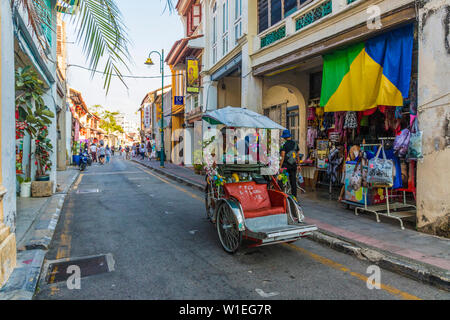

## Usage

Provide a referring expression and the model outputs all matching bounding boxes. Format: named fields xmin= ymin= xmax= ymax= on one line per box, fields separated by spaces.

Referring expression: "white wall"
xmin=416 ymin=0 xmax=450 ymax=237
xmin=1 ymin=0 xmax=17 ymax=231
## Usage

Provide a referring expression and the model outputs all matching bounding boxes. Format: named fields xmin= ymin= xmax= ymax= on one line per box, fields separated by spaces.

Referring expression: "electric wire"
xmin=67 ymin=64 xmax=185 ymax=79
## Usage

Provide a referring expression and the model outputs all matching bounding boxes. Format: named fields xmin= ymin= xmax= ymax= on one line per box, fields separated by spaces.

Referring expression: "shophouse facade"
xmin=166 ymin=0 xmax=205 ymax=166
xmin=2 ymin=0 xmax=64 ymax=287
xmin=0 ymin=0 xmax=17 ymax=288
xmin=138 ymin=86 xmax=172 ymax=159
xmin=194 ymin=0 xmax=449 ymax=236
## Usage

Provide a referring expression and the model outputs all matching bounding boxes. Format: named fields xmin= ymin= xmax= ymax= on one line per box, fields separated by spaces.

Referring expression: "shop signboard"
xmin=186 ymin=58 xmax=200 ymax=94
xmin=174 ymin=96 xmax=184 ymax=105
xmin=144 ymin=103 xmax=151 ymax=128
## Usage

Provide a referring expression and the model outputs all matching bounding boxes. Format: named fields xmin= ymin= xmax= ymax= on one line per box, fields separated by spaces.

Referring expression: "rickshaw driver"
xmin=280 ymin=129 xmax=300 ymax=199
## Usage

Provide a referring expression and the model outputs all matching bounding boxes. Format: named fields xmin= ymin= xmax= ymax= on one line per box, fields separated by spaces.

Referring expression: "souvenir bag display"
xmin=393 ymin=128 xmax=411 ymax=157
xmin=407 ymin=119 xmax=423 ymax=159
xmin=349 ymin=156 xmax=367 ymax=191
xmin=367 ymin=146 xmax=394 ymax=187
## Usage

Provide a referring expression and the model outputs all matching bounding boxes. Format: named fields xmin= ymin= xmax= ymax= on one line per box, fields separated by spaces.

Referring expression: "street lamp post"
xmin=145 ymin=49 xmax=165 ymax=167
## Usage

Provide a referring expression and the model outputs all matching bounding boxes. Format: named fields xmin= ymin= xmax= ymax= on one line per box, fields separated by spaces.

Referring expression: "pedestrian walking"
xmin=149 ymin=139 xmax=156 ymax=160
xmin=132 ymin=144 xmax=136 ymax=158
xmin=146 ymin=140 xmax=152 ymax=161
xmin=106 ymin=145 xmax=111 ymax=163
xmin=140 ymin=143 xmax=146 ymax=160
xmin=136 ymin=143 xmax=140 ymax=158
xmin=280 ymin=129 xmax=300 ymax=199
xmin=125 ymin=145 xmax=130 ymax=160
xmin=90 ymin=143 xmax=97 ymax=162
xmin=98 ymin=144 xmax=106 ymax=164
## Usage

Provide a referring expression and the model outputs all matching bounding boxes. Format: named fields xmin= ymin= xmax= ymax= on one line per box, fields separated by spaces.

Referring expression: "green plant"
xmin=35 ymin=127 xmax=53 ymax=177
xmin=15 ymin=66 xmax=55 ymax=179
xmin=15 ymin=67 xmax=54 ymax=139
xmin=99 ymin=109 xmax=124 ymax=134
xmin=17 ymin=176 xmax=31 ymax=184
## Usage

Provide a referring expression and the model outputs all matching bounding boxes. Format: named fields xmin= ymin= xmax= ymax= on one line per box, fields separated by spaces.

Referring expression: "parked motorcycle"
xmin=80 ymin=151 xmax=89 ymax=171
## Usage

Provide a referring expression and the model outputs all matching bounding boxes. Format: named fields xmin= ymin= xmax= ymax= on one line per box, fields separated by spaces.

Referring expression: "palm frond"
xmin=70 ymin=0 xmax=131 ymax=92
xmin=161 ymin=0 xmax=175 ymax=13
xmin=11 ymin=0 xmax=52 ymax=54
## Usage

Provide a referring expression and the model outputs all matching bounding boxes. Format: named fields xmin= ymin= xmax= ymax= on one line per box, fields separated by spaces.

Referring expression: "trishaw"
xmin=202 ymin=107 xmax=317 ymax=253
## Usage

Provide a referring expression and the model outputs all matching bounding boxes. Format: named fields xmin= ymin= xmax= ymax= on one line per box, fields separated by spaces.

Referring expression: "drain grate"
xmin=46 ymin=254 xmax=114 ymax=284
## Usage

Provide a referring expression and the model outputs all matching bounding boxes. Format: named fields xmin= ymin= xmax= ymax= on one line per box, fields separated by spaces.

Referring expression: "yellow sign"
xmin=186 ymin=58 xmax=200 ymax=94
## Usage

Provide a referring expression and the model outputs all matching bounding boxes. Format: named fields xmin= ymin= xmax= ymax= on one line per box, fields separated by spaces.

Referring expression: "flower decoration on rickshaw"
xmin=277 ymin=168 xmax=289 ymax=185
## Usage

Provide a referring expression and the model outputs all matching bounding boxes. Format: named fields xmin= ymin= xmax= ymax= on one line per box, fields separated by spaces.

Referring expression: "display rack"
xmin=353 ymin=137 xmax=416 ymax=230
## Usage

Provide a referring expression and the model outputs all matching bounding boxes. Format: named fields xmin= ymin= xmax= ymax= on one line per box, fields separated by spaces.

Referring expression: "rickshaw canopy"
xmin=203 ymin=106 xmax=286 ymax=130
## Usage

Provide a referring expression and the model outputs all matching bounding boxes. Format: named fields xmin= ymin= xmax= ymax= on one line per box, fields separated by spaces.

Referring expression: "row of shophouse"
xmin=0 ymin=1 xmax=137 ymax=288
xmin=140 ymin=0 xmax=449 ymax=238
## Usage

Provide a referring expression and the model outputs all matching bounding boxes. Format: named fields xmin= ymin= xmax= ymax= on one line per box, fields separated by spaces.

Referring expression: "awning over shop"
xmin=211 ymin=53 xmax=242 ymax=81
xmin=203 ymin=106 xmax=286 ymax=130
xmin=320 ymin=24 xmax=414 ymax=112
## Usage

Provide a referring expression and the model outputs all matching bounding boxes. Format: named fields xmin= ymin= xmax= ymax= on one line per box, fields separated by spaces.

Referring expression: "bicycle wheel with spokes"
xmin=216 ymin=203 xmax=242 ymax=253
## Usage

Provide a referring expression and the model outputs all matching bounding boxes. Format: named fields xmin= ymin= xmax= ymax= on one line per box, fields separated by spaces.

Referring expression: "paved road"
xmin=35 ymin=157 xmax=449 ymax=300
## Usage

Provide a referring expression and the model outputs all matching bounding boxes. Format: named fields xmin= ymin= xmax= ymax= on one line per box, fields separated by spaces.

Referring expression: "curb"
xmin=309 ymin=230 xmax=450 ymax=292
xmin=0 ymin=170 xmax=80 ymax=300
xmin=133 ymin=160 xmax=450 ymax=292
xmin=132 ymin=160 xmax=205 ymax=192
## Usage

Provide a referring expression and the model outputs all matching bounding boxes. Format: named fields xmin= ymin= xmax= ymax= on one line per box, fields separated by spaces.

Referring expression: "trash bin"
xmin=73 ymin=155 xmax=80 ymax=165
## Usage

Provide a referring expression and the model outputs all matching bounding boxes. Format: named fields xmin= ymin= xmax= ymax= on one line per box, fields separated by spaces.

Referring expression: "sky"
xmin=64 ymin=0 xmax=183 ymax=124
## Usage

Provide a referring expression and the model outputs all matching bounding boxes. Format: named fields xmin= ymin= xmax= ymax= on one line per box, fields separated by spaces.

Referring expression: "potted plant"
xmin=15 ymin=66 xmax=54 ymax=182
xmin=34 ymin=125 xmax=53 ymax=181
xmin=17 ymin=176 xmax=32 ymax=198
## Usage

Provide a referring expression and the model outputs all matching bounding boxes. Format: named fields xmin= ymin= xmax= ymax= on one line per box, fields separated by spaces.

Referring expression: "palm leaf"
xmin=69 ymin=0 xmax=131 ymax=91
xmin=11 ymin=0 xmax=52 ymax=54
xmin=13 ymin=0 xmax=175 ymax=92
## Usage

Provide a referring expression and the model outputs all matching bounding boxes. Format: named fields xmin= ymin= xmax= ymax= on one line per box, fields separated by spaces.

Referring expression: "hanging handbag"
xmin=349 ymin=156 xmax=367 ymax=191
xmin=407 ymin=119 xmax=423 ymax=159
xmin=393 ymin=128 xmax=411 ymax=158
xmin=367 ymin=146 xmax=394 ymax=187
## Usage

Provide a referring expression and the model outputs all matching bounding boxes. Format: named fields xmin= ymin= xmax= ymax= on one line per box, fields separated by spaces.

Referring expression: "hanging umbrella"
xmin=203 ymin=106 xmax=286 ymax=130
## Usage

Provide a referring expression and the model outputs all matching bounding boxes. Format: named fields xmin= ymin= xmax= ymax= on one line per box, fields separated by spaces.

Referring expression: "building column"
xmin=416 ymin=0 xmax=450 ymax=237
xmin=0 ymin=1 xmax=17 ymax=288
xmin=241 ymin=43 xmax=263 ymax=113
xmin=57 ymin=103 xmax=68 ymax=171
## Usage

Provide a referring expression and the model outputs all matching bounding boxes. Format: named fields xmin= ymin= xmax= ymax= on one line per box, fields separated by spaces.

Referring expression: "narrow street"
xmin=34 ymin=157 xmax=449 ymax=300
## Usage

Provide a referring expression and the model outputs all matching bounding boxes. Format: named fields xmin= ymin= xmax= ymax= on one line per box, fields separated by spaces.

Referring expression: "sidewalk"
xmin=132 ymin=158 xmax=450 ymax=291
xmin=0 ymin=167 xmax=80 ymax=300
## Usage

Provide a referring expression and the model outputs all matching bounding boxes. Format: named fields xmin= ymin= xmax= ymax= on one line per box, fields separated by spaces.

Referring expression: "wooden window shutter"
xmin=193 ymin=4 xmax=201 ymax=28
xmin=187 ymin=9 xmax=193 ymax=36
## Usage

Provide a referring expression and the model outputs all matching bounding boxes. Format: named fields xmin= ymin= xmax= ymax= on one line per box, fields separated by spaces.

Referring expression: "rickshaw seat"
xmin=224 ymin=182 xmax=287 ymax=219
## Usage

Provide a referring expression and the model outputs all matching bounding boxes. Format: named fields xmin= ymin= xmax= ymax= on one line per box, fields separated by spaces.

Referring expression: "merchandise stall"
xmin=300 ymin=23 xmax=420 ymax=229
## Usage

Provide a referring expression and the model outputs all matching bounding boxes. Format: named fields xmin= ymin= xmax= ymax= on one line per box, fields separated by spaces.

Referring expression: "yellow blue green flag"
xmin=320 ymin=24 xmax=414 ymax=112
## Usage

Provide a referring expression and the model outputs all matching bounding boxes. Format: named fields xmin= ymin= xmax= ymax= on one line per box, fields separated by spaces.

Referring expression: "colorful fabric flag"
xmin=320 ymin=24 xmax=414 ymax=112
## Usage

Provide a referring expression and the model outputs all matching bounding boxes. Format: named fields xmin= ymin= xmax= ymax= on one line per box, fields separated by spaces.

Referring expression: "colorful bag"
xmin=349 ymin=158 xmax=367 ymax=191
xmin=393 ymin=128 xmax=411 ymax=158
xmin=407 ymin=119 xmax=423 ymax=159
xmin=367 ymin=146 xmax=394 ymax=187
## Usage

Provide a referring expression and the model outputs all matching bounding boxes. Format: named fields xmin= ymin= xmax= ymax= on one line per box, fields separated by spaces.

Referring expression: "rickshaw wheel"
xmin=216 ymin=203 xmax=242 ymax=254
xmin=205 ymin=184 xmax=215 ymax=222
